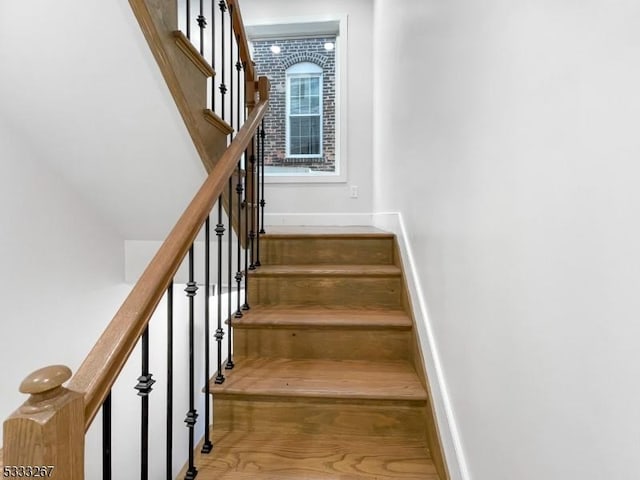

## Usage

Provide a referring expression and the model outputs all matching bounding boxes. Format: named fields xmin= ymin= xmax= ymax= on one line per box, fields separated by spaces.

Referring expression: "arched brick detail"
xmin=282 ymin=52 xmax=327 ymax=69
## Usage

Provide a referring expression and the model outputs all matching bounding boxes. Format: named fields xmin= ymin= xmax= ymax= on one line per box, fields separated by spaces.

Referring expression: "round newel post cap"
xmin=20 ymin=365 xmax=72 ymax=395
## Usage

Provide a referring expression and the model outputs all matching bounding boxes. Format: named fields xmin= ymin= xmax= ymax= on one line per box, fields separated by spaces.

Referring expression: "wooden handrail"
xmin=68 ymin=93 xmax=270 ymax=429
xmin=227 ymin=0 xmax=256 ymax=82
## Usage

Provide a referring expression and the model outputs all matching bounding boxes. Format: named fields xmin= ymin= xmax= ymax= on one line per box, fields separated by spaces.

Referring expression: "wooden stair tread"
xmin=172 ymin=30 xmax=215 ymax=77
xmin=194 ymin=430 xmax=437 ymax=480
xmin=235 ymin=306 xmax=412 ymax=330
xmin=204 ymin=109 xmax=234 ymax=135
xmin=212 ymin=358 xmax=427 ymax=402
xmin=252 ymin=264 xmax=401 ymax=277
xmin=262 ymin=225 xmax=394 ymax=238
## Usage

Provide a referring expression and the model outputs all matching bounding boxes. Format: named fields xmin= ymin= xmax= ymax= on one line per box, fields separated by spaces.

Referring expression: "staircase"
xmin=192 ymin=226 xmax=442 ymax=479
xmin=1 ymin=2 xmax=448 ymax=477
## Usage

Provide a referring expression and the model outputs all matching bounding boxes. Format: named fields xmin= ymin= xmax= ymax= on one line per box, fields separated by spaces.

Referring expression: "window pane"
xmin=290 ymin=115 xmax=321 ymax=155
xmin=299 ymin=78 xmax=308 ymax=97
xmin=290 ymin=79 xmax=300 ymax=96
xmin=310 ymin=94 xmax=320 ymax=114
xmin=290 ymin=96 xmax=301 ymax=114
xmin=289 ymin=76 xmax=321 ymax=115
xmin=310 ymin=78 xmax=319 ymax=95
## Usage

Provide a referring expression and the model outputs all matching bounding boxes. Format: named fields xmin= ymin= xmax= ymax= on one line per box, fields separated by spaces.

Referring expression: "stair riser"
xmin=234 ymin=328 xmax=412 ymax=361
xmin=249 ymin=276 xmax=403 ymax=307
xmin=262 ymin=237 xmax=394 ymax=265
xmin=213 ymin=397 xmax=428 ymax=440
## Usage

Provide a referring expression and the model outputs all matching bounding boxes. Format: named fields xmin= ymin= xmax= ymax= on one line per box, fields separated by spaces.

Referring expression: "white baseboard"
xmin=264 ymin=212 xmax=373 ymax=226
xmin=373 ymin=212 xmax=470 ymax=480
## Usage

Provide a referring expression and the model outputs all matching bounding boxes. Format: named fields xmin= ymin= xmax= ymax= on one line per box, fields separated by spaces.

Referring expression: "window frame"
xmin=246 ymin=16 xmax=348 ymax=183
xmin=285 ymin=63 xmax=324 ymax=159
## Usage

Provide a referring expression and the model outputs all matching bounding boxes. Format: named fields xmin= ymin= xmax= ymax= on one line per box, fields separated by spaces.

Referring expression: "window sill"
xmin=284 ymin=156 xmax=324 ymax=161
xmin=264 ymin=167 xmax=347 ymax=184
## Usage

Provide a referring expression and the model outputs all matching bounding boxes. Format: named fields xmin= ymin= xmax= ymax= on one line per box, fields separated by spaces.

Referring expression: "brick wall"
xmin=253 ymin=37 xmax=336 ymax=172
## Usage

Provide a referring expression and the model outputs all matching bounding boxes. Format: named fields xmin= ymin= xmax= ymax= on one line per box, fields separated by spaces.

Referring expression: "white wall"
xmin=0 ymin=0 xmax=206 ymax=241
xmin=373 ymin=1 xmax=640 ymax=479
xmin=241 ymin=0 xmax=374 ymax=225
xmin=124 ymin=207 xmax=239 ymax=285
xmin=0 ymin=120 xmax=130 ymax=440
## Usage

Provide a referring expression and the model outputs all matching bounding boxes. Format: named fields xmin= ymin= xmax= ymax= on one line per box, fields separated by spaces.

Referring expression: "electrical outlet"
xmin=350 ymin=185 xmax=359 ymax=198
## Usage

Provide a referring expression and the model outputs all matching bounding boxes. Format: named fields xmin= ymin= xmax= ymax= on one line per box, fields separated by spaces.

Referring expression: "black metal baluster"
xmin=202 ymin=217 xmax=213 ymax=454
xmin=235 ymin=159 xmax=243 ymax=318
xmin=228 ymin=3 xmax=234 ymax=139
xmin=197 ymin=0 xmax=206 ymax=55
xmin=236 ymin=58 xmax=242 ymax=131
xmin=166 ymin=281 xmax=174 ymax=480
xmin=218 ymin=0 xmax=227 ymax=120
xmin=252 ymin=124 xmax=258 ymax=260
xmin=242 ymin=146 xmax=250 ymax=311
xmin=185 ymin=0 xmax=191 ymax=40
xmin=260 ymin=119 xmax=266 ymax=235
xmin=241 ymin=70 xmax=250 ymax=311
xmin=240 ymin=67 xmax=244 ymax=131
xmin=215 ymin=199 xmax=226 ymax=384
xmin=211 ymin=0 xmax=216 ymax=111
xmin=255 ymin=124 xmax=262 ymax=268
xmin=233 ymin=52 xmax=244 ymax=317
xmin=135 ymin=326 xmax=155 ymax=480
xmin=184 ymin=246 xmax=198 ymax=480
xmin=249 ymin=150 xmax=260 ymax=270
xmin=226 ymin=177 xmax=234 ymax=370
xmin=103 ymin=392 xmax=112 ymax=480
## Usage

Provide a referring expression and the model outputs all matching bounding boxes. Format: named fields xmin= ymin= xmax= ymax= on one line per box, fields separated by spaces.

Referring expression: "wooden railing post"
xmin=3 ymin=365 xmax=84 ymax=479
xmin=245 ymin=77 xmax=257 ymax=112
xmin=257 ymin=76 xmax=270 ymax=103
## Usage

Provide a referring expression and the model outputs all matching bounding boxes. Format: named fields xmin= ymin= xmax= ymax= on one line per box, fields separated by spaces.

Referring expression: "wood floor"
xmin=192 ymin=226 xmax=444 ymax=479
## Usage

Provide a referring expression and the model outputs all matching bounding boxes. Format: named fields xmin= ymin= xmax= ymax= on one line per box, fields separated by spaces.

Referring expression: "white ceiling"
xmin=0 ymin=0 xmax=207 ymax=240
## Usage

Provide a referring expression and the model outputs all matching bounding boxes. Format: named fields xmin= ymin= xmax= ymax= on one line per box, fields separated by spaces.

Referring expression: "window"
xmin=248 ymin=20 xmax=346 ymax=181
xmin=286 ymin=62 xmax=323 ymax=158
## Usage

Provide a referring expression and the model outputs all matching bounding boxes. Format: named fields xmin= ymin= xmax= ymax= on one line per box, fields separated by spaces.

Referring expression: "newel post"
xmin=257 ymin=75 xmax=270 ymax=102
xmin=3 ymin=365 xmax=84 ymax=479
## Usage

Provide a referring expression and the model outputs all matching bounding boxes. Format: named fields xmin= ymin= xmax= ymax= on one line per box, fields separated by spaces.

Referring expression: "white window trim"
xmin=246 ymin=15 xmax=348 ymax=184
xmin=286 ymin=65 xmax=323 ymax=159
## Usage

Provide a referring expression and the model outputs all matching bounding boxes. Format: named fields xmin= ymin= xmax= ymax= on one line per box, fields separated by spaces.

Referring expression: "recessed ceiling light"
xmin=270 ymin=45 xmax=281 ymax=54
xmin=324 ymin=42 xmax=334 ymax=51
